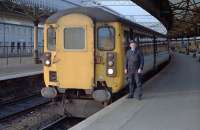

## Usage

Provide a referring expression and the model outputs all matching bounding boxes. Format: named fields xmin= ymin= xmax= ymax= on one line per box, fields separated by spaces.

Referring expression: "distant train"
xmin=41 ymin=7 xmax=170 ymax=103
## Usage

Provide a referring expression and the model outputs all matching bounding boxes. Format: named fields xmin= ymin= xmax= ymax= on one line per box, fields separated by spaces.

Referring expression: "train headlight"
xmin=106 ymin=52 xmax=116 ymax=77
xmin=108 ymin=61 xmax=114 ymax=66
xmin=45 ymin=60 xmax=51 ymax=66
xmin=43 ymin=52 xmax=51 ymax=67
xmin=108 ymin=53 xmax=114 ymax=59
xmin=107 ymin=68 xmax=114 ymax=75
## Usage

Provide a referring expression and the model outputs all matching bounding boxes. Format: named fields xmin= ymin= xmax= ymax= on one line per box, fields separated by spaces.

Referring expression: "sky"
xmin=96 ymin=0 xmax=167 ymax=34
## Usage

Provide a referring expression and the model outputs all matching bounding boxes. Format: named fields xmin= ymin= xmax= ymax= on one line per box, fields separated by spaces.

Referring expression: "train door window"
xmin=64 ymin=27 xmax=85 ymax=50
xmin=47 ymin=27 xmax=56 ymax=51
xmin=97 ymin=26 xmax=115 ymax=51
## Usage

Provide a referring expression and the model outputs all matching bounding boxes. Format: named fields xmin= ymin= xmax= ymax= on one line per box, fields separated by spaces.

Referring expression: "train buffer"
xmin=70 ymin=53 xmax=200 ymax=130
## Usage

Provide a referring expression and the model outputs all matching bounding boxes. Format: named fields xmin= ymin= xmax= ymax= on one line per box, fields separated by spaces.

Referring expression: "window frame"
xmin=47 ymin=27 xmax=56 ymax=51
xmin=97 ymin=26 xmax=115 ymax=51
xmin=63 ymin=26 xmax=87 ymax=51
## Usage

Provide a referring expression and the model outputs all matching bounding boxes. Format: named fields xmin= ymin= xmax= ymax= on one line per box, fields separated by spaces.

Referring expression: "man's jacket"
xmin=125 ymin=48 xmax=144 ymax=75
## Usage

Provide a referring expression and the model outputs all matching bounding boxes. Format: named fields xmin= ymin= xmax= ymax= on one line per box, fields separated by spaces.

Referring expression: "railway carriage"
xmin=41 ymin=7 xmax=169 ymax=102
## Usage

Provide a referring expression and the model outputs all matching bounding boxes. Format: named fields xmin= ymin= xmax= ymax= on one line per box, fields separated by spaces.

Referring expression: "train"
xmin=41 ymin=7 xmax=170 ymax=103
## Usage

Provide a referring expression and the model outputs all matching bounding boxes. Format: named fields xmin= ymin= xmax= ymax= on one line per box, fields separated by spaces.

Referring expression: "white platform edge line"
xmin=0 ymin=71 xmax=43 ymax=81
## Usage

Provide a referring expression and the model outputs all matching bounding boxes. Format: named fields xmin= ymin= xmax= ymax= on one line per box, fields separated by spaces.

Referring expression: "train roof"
xmin=46 ymin=7 xmax=165 ymax=37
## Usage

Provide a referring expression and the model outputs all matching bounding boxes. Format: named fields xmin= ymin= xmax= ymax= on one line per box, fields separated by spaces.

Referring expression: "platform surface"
xmin=0 ymin=63 xmax=42 ymax=81
xmin=70 ymin=53 xmax=200 ymax=130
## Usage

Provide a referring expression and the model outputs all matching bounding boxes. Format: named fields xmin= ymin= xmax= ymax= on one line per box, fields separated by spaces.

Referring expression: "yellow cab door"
xmin=56 ymin=14 xmax=94 ymax=89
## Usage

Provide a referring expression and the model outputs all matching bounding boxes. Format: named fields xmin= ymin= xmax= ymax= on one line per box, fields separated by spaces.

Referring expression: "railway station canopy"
xmin=132 ymin=0 xmax=200 ymax=38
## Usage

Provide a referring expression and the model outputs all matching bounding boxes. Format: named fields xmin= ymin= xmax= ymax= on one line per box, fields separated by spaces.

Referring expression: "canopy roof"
xmin=131 ymin=0 xmax=173 ymax=30
xmin=46 ymin=7 xmax=165 ymax=37
xmin=132 ymin=0 xmax=200 ymax=38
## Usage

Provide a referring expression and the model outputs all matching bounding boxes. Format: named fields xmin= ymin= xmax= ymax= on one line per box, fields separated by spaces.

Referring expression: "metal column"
xmin=187 ymin=37 xmax=189 ymax=55
xmin=3 ymin=23 xmax=6 ymax=57
xmin=167 ymin=38 xmax=170 ymax=51
xmin=33 ymin=20 xmax=39 ymax=64
xmin=195 ymin=26 xmax=198 ymax=50
xmin=153 ymin=36 xmax=157 ymax=70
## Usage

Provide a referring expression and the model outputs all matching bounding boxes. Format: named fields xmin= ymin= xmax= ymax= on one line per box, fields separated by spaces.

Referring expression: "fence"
xmin=0 ymin=46 xmax=44 ymax=66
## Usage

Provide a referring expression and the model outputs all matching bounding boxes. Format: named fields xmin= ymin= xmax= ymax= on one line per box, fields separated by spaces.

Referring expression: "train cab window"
xmin=47 ymin=28 xmax=56 ymax=51
xmin=97 ymin=27 xmax=115 ymax=51
xmin=64 ymin=27 xmax=85 ymax=50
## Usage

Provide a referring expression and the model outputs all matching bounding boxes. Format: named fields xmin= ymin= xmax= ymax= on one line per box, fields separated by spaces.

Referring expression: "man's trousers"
xmin=128 ymin=73 xmax=143 ymax=98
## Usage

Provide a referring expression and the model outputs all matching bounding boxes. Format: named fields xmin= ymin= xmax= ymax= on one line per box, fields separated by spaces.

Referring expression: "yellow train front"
xmin=41 ymin=7 xmax=169 ymax=102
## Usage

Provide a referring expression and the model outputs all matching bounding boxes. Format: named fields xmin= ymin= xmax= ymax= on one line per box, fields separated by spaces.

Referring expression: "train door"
xmin=124 ymin=31 xmax=130 ymax=52
xmin=57 ymin=14 xmax=94 ymax=89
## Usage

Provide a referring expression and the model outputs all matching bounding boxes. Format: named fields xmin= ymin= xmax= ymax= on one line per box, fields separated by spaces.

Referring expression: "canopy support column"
xmin=33 ymin=20 xmax=40 ymax=64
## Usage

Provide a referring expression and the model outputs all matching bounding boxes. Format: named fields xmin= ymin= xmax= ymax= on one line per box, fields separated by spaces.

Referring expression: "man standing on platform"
xmin=125 ymin=40 xmax=144 ymax=100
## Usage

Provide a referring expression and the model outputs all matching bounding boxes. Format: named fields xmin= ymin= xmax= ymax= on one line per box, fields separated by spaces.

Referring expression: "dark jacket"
xmin=125 ymin=48 xmax=144 ymax=75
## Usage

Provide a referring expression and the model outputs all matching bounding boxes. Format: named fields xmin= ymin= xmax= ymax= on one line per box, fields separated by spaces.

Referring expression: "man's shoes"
xmin=127 ymin=95 xmax=134 ymax=99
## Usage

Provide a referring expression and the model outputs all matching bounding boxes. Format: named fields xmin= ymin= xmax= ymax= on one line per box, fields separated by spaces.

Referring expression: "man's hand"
xmin=138 ymin=68 xmax=142 ymax=74
xmin=124 ymin=69 xmax=128 ymax=74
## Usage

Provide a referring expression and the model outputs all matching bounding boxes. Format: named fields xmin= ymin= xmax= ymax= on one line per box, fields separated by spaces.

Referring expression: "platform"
xmin=0 ymin=64 xmax=43 ymax=81
xmin=70 ymin=53 xmax=200 ymax=130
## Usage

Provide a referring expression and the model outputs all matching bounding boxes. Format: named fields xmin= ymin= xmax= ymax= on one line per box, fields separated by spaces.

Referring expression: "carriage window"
xmin=64 ymin=28 xmax=85 ymax=50
xmin=97 ymin=27 xmax=115 ymax=51
xmin=47 ymin=28 xmax=56 ymax=51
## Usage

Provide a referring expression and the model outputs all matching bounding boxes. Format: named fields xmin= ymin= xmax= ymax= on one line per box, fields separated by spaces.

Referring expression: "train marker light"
xmin=45 ymin=60 xmax=51 ymax=65
xmin=107 ymin=68 xmax=114 ymax=75
xmin=43 ymin=52 xmax=51 ymax=66
xmin=108 ymin=61 xmax=114 ymax=66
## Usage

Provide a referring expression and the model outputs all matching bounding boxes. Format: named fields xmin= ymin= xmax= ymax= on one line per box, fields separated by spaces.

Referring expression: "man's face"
xmin=129 ymin=42 xmax=137 ymax=49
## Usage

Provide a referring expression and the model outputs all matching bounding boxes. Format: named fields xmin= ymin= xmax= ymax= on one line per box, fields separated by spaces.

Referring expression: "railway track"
xmin=0 ymin=94 xmax=50 ymax=121
xmin=37 ymin=116 xmax=85 ymax=130
xmin=0 ymin=92 xmax=40 ymax=106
